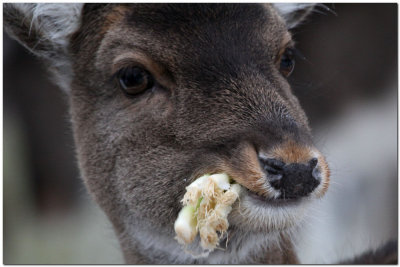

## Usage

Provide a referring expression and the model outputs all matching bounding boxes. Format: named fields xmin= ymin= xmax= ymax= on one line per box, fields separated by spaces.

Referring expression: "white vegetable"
xmin=175 ymin=173 xmax=241 ymax=252
xmin=209 ymin=173 xmax=230 ymax=191
xmin=174 ymin=205 xmax=198 ymax=245
xmin=182 ymin=174 xmax=209 ymax=206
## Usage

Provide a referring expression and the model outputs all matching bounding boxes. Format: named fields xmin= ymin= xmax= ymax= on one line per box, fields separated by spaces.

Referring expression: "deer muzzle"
xmin=218 ymin=140 xmax=330 ymax=202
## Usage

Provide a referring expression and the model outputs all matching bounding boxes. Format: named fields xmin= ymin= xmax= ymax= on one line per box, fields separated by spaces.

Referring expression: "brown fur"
xmin=315 ymin=153 xmax=330 ymax=197
xmin=225 ymin=143 xmax=267 ymax=196
xmin=269 ymin=140 xmax=313 ymax=164
xmin=4 ymin=3 xmax=332 ymax=264
xmin=101 ymin=5 xmax=130 ymax=35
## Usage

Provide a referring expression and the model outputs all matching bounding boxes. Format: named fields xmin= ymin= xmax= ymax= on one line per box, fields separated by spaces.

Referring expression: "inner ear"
xmin=272 ymin=3 xmax=315 ymax=29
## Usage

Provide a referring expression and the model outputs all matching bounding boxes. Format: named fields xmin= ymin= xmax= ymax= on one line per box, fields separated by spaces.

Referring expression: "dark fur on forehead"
xmin=125 ymin=4 xmax=270 ymax=30
xmin=71 ymin=3 xmax=290 ymax=100
xmin=102 ymin=4 xmax=286 ymax=86
xmin=73 ymin=4 xmax=286 ymax=58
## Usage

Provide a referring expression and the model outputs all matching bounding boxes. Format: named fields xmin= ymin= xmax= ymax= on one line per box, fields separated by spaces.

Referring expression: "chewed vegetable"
xmin=174 ymin=173 xmax=241 ymax=252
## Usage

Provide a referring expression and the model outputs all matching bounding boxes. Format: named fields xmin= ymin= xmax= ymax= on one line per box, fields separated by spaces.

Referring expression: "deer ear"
xmin=273 ymin=3 xmax=315 ymax=29
xmin=3 ymin=3 xmax=84 ymax=91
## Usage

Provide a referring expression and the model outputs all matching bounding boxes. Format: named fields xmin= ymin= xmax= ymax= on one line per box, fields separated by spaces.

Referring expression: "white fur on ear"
xmin=273 ymin=3 xmax=315 ymax=29
xmin=26 ymin=3 xmax=83 ymax=47
xmin=5 ymin=3 xmax=84 ymax=92
xmin=17 ymin=3 xmax=84 ymax=49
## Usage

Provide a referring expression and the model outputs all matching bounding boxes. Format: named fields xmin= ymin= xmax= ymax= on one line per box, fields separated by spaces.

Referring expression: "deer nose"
xmin=259 ymin=157 xmax=320 ymax=199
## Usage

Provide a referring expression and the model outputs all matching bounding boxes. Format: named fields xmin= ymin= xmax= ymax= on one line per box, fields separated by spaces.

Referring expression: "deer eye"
xmin=279 ymin=48 xmax=295 ymax=77
xmin=117 ymin=66 xmax=154 ymax=96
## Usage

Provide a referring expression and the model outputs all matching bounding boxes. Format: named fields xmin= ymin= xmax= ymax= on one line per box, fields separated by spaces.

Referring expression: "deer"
xmin=4 ymin=3 xmax=397 ymax=264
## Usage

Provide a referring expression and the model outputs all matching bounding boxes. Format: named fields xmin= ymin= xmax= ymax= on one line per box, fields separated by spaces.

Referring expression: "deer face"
xmin=5 ymin=3 xmax=330 ymax=262
xmin=69 ymin=3 xmax=330 ymax=237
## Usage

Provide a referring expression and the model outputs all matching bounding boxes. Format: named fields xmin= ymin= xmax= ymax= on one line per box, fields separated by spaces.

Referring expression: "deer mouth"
xmin=244 ymin=188 xmax=304 ymax=207
xmin=204 ymin=141 xmax=330 ymax=232
xmin=189 ymin=141 xmax=329 ymax=231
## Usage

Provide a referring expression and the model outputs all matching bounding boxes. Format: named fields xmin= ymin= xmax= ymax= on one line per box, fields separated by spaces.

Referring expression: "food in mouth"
xmin=174 ymin=173 xmax=241 ymax=252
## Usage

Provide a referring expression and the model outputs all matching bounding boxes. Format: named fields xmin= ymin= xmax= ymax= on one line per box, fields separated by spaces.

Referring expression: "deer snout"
xmin=212 ymin=140 xmax=329 ymax=201
xmin=260 ymin=157 xmax=320 ymax=199
xmin=257 ymin=140 xmax=330 ymax=199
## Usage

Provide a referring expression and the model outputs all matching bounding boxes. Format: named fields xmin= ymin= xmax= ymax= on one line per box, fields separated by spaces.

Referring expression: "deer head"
xmin=4 ymin=3 xmax=329 ymax=264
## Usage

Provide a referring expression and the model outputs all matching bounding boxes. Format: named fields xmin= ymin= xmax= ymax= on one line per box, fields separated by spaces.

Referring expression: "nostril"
xmin=260 ymin=158 xmax=284 ymax=175
xmin=308 ymin=158 xmax=318 ymax=169
xmin=259 ymin=158 xmax=285 ymax=184
xmin=264 ymin=158 xmax=285 ymax=169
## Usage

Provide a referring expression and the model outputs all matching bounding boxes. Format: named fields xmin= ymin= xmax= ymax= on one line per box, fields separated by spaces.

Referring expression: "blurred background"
xmin=3 ymin=3 xmax=397 ymax=264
